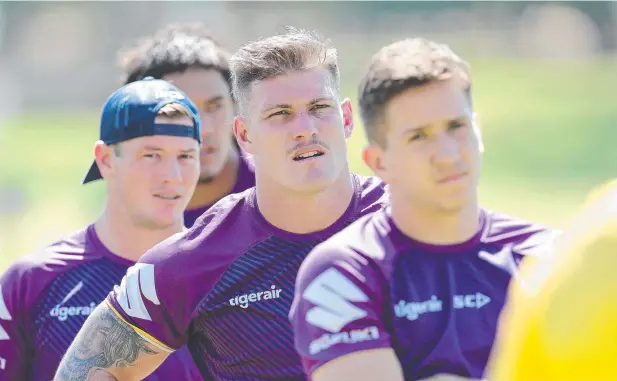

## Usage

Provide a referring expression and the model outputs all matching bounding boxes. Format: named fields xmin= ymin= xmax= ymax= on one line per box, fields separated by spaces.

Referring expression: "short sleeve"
xmin=106 ymin=236 xmax=196 ymax=352
xmin=0 ymin=262 xmax=33 ymax=380
xmin=289 ymin=242 xmax=392 ymax=376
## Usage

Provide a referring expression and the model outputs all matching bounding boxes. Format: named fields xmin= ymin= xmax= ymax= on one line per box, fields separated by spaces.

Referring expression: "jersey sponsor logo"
xmin=302 ymin=268 xmax=369 ymax=333
xmin=48 ymin=281 xmax=98 ymax=321
xmin=394 ymin=295 xmax=443 ymax=321
xmin=309 ymin=325 xmax=380 ymax=355
xmin=0 ymin=356 xmax=5 ymax=370
xmin=0 ymin=285 xmax=12 ymax=341
xmin=229 ymin=285 xmax=282 ymax=309
xmin=394 ymin=293 xmax=491 ymax=321
xmin=116 ymin=263 xmax=161 ymax=321
xmin=50 ymin=302 xmax=97 ymax=321
xmin=453 ymin=292 xmax=491 ymax=309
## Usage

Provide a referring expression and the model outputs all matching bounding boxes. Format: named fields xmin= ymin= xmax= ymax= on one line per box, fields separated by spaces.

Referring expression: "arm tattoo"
xmin=54 ymin=303 xmax=159 ymax=381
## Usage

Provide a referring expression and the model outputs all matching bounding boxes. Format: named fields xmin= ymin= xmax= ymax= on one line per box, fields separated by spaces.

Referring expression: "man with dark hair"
xmin=119 ymin=23 xmax=255 ymax=227
xmin=289 ymin=38 xmax=560 ymax=381
xmin=0 ymin=78 xmax=203 ymax=380
xmin=54 ymin=27 xmax=387 ymax=381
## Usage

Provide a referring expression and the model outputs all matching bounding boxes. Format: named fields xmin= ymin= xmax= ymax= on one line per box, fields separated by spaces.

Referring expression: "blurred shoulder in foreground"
xmin=488 ymin=178 xmax=617 ymax=381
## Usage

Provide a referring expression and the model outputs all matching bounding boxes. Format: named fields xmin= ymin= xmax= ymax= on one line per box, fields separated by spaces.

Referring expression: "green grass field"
xmin=1 ymin=58 xmax=615 ymax=272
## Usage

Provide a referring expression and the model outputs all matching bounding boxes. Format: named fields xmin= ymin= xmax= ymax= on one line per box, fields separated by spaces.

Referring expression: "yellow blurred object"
xmin=487 ymin=179 xmax=617 ymax=381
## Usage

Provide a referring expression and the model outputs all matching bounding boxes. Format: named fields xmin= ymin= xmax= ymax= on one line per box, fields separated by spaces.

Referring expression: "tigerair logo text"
xmin=229 ymin=285 xmax=282 ymax=309
xmin=50 ymin=302 xmax=97 ymax=321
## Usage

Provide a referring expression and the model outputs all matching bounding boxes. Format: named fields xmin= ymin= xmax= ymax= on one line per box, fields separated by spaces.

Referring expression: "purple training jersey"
xmin=183 ymin=154 xmax=255 ymax=228
xmin=289 ymin=207 xmax=560 ymax=379
xmin=106 ymin=174 xmax=388 ymax=380
xmin=0 ymin=225 xmax=202 ymax=381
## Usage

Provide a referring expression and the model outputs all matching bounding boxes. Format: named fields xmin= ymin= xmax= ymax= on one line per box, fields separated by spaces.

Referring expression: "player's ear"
xmin=94 ymin=141 xmax=114 ymax=179
xmin=363 ymin=143 xmax=391 ymax=184
xmin=340 ymin=98 xmax=354 ymax=139
xmin=234 ymin=116 xmax=254 ymax=155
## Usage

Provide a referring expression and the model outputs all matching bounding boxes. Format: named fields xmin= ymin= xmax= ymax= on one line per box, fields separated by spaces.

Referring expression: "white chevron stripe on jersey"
xmin=116 ymin=263 xmax=161 ymax=321
xmin=302 ymin=268 xmax=369 ymax=333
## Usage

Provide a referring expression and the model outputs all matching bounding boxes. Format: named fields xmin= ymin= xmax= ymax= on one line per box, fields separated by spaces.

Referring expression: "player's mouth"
xmin=153 ymin=193 xmax=182 ymax=201
xmin=437 ymin=172 xmax=467 ymax=184
xmin=292 ymin=147 xmax=326 ymax=161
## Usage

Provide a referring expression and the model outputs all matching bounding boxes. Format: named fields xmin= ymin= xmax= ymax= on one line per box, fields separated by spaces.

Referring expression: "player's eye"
xmin=311 ymin=104 xmax=330 ymax=111
xmin=409 ymin=131 xmax=427 ymax=142
xmin=268 ymin=110 xmax=290 ymax=118
xmin=179 ymin=154 xmax=195 ymax=160
xmin=204 ymin=102 xmax=223 ymax=113
xmin=449 ymin=121 xmax=466 ymax=130
xmin=144 ymin=153 xmax=160 ymax=159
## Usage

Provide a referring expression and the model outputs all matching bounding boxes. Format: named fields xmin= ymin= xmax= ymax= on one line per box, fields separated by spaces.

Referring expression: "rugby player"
xmin=120 ymin=23 xmax=255 ymax=227
xmin=487 ymin=179 xmax=617 ymax=380
xmin=0 ymin=78 xmax=203 ymax=380
xmin=53 ymin=27 xmax=388 ymax=381
xmin=55 ymin=29 xmax=385 ymax=381
xmin=289 ymin=37 xmax=560 ymax=381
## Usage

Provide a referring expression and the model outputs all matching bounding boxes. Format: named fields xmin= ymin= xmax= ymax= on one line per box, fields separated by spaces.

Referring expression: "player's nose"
xmin=200 ymin=118 xmax=215 ymax=139
xmin=432 ymin=134 xmax=461 ymax=167
xmin=292 ymin=112 xmax=318 ymax=140
xmin=160 ymin=157 xmax=184 ymax=184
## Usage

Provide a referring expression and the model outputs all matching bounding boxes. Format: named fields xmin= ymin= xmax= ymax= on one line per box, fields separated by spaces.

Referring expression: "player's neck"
xmin=94 ymin=209 xmax=184 ymax=263
xmin=390 ymin=195 xmax=481 ymax=246
xmin=255 ymin=170 xmax=354 ymax=234
xmin=187 ymin=148 xmax=240 ymax=210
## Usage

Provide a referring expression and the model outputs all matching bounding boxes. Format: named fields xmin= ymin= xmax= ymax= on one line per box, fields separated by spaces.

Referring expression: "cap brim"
xmin=81 ymin=160 xmax=103 ymax=184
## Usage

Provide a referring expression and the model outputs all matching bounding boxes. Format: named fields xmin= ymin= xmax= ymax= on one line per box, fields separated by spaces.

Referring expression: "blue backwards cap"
xmin=82 ymin=77 xmax=201 ymax=184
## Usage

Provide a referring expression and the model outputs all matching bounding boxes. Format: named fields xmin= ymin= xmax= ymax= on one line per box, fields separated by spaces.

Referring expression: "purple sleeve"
xmin=106 ymin=239 xmax=196 ymax=352
xmin=0 ymin=262 xmax=33 ymax=380
xmin=289 ymin=243 xmax=392 ymax=376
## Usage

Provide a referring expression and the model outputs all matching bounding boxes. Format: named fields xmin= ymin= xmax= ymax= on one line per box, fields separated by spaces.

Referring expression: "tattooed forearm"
xmin=54 ymin=303 xmax=159 ymax=381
